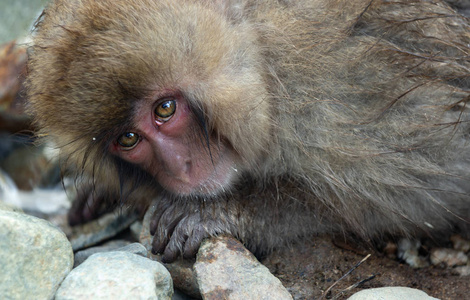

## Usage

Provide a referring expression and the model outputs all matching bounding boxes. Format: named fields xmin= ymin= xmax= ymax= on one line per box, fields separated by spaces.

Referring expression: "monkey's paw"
xmin=68 ymin=185 xmax=115 ymax=226
xmin=150 ymin=200 xmax=234 ymax=263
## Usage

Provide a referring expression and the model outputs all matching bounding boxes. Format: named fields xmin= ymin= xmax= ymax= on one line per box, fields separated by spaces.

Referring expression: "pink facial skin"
xmin=110 ymin=91 xmax=238 ymax=196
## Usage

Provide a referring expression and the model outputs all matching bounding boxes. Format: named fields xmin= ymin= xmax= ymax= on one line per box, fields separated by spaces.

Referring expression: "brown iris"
xmin=117 ymin=132 xmax=139 ymax=149
xmin=155 ymin=99 xmax=176 ymax=122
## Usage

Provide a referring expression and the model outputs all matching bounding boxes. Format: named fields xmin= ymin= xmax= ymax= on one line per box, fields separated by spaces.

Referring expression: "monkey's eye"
xmin=117 ymin=132 xmax=140 ymax=149
xmin=155 ymin=99 xmax=176 ymax=122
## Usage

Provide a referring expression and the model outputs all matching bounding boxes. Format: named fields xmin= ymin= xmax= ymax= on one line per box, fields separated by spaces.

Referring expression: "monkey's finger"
xmin=152 ymin=213 xmax=185 ymax=253
xmin=182 ymin=227 xmax=208 ymax=259
xmin=161 ymin=247 xmax=181 ymax=264
xmin=151 ymin=230 xmax=170 ymax=255
xmin=149 ymin=217 xmax=159 ymax=236
xmin=150 ymin=200 xmax=173 ymax=235
xmin=160 ymin=222 xmax=190 ymax=263
xmin=151 ymin=221 xmax=172 ymax=254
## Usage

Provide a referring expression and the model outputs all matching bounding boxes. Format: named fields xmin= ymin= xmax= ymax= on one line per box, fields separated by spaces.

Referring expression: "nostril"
xmin=173 ymin=160 xmax=191 ymax=183
xmin=184 ymin=161 xmax=191 ymax=174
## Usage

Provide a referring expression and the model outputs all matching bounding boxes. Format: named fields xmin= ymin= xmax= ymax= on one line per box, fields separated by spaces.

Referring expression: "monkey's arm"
xmin=149 ymin=178 xmax=325 ymax=263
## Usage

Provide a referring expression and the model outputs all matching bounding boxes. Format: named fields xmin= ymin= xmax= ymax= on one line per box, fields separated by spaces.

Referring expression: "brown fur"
xmin=27 ymin=0 xmax=470 ymax=261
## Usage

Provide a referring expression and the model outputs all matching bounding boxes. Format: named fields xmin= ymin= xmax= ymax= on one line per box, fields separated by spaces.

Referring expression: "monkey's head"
xmin=27 ymin=0 xmax=271 ymax=197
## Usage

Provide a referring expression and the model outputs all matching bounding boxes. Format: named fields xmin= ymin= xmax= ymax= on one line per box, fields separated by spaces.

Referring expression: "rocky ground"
xmin=263 ymin=237 xmax=470 ymax=299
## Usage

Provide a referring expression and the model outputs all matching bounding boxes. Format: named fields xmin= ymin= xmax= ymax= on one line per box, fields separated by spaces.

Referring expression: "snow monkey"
xmin=27 ymin=0 xmax=470 ymax=262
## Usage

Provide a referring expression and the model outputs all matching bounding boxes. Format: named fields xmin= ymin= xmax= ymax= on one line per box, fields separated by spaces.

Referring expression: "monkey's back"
xmin=251 ymin=0 xmax=470 ymax=240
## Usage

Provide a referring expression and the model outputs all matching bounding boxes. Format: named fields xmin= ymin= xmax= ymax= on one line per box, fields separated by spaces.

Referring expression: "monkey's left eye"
xmin=117 ymin=132 xmax=140 ymax=149
xmin=155 ymin=99 xmax=176 ymax=122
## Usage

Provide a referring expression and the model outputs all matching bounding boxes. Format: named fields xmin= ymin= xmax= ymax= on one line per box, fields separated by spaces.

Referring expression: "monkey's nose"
xmin=162 ymin=155 xmax=192 ymax=183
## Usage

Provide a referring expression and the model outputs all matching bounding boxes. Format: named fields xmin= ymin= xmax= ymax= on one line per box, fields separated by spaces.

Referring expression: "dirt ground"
xmin=262 ymin=236 xmax=469 ymax=300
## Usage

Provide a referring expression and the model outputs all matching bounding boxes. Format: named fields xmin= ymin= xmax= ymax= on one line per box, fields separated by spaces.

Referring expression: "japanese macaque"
xmin=27 ymin=0 xmax=470 ymax=262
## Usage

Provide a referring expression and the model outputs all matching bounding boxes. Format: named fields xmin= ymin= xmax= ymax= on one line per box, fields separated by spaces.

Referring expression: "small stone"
xmin=450 ymin=234 xmax=470 ymax=253
xmin=452 ymin=265 xmax=470 ymax=276
xmin=430 ymin=248 xmax=468 ymax=267
xmin=397 ymin=239 xmax=429 ymax=268
xmin=56 ymin=251 xmax=173 ymax=300
xmin=0 ymin=210 xmax=73 ymax=299
xmin=348 ymin=287 xmax=439 ymax=300
xmin=195 ymin=235 xmax=292 ymax=300
xmin=382 ymin=241 xmax=398 ymax=259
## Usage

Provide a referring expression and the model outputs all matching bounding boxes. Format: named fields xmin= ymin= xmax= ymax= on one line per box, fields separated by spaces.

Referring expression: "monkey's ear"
xmin=203 ymin=0 xmax=246 ymax=22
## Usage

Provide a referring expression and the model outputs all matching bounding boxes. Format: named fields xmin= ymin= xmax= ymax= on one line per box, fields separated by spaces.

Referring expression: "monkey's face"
xmin=109 ymin=90 xmax=240 ymax=196
xmin=28 ymin=0 xmax=272 ymax=197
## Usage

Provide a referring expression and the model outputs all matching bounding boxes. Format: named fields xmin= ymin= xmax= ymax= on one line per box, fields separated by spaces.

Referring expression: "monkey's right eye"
xmin=117 ymin=132 xmax=140 ymax=149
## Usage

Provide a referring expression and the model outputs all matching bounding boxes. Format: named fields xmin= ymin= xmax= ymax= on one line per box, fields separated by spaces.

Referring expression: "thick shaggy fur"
xmin=28 ymin=0 xmax=470 ymax=259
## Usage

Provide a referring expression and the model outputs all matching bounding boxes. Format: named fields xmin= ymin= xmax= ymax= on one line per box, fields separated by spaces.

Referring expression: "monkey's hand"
xmin=68 ymin=185 xmax=115 ymax=226
xmin=150 ymin=197 xmax=240 ymax=263
xmin=69 ymin=184 xmax=150 ymax=226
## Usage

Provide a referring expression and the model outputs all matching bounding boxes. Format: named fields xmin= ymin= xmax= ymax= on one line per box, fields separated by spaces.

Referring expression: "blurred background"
xmin=0 ymin=0 xmax=48 ymax=44
xmin=0 ymin=0 xmax=69 ymax=217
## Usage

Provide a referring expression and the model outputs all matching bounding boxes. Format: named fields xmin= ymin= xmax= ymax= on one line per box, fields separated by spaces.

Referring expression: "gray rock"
xmin=73 ymin=240 xmax=132 ymax=267
xmin=74 ymin=241 xmax=147 ymax=267
xmin=0 ymin=210 xmax=73 ymax=299
xmin=195 ymin=236 xmax=292 ymax=300
xmin=69 ymin=210 xmax=138 ymax=251
xmin=56 ymin=251 xmax=173 ymax=300
xmin=348 ymin=287 xmax=439 ymax=300
xmin=118 ymin=242 xmax=148 ymax=257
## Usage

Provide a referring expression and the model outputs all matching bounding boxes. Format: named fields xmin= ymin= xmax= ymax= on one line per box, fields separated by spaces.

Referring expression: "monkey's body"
xmin=28 ymin=0 xmax=470 ymax=261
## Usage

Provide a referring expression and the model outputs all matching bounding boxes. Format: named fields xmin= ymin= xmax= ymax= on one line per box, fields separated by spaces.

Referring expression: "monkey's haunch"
xmin=27 ymin=0 xmax=470 ymax=262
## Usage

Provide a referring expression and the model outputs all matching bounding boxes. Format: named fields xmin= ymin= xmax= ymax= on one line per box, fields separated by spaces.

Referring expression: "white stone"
xmin=56 ymin=251 xmax=173 ymax=300
xmin=348 ymin=287 xmax=439 ymax=300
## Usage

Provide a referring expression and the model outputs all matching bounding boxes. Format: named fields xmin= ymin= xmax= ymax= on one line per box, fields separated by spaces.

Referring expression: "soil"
xmin=262 ymin=236 xmax=469 ymax=300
